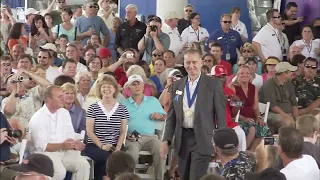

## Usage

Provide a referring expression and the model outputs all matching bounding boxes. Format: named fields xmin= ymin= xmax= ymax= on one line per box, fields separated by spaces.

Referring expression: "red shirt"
xmin=224 ymin=86 xmax=238 ymax=128
xmin=114 ymin=67 xmax=127 ymax=87
xmin=219 ymin=60 xmax=232 ymax=76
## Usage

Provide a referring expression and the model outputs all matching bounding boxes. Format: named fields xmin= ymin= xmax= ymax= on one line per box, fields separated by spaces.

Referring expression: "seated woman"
xmin=229 ymin=65 xmax=270 ymax=151
xmin=7 ymin=22 xmax=28 ymax=51
xmin=61 ymin=83 xmax=86 ymax=133
xmin=86 ymin=56 xmax=102 ymax=81
xmin=233 ymin=42 xmax=262 ymax=74
xmin=123 ymin=65 xmax=158 ymax=98
xmin=75 ymin=72 xmax=93 ymax=106
xmin=84 ymin=75 xmax=129 ymax=180
xmin=261 ymin=57 xmax=280 ymax=83
xmin=150 ymin=58 xmax=166 ymax=93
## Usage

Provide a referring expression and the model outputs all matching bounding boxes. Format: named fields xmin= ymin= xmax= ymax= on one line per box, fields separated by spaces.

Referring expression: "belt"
xmin=182 ymin=128 xmax=194 ymax=131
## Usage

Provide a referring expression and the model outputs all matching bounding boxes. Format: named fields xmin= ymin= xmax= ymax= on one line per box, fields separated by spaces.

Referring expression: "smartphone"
xmin=264 ymin=137 xmax=277 ymax=145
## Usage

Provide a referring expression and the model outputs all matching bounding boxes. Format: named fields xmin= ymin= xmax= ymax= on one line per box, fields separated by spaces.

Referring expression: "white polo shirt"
xmin=291 ymin=39 xmax=320 ymax=59
xmin=29 ymin=104 xmax=75 ymax=152
xmin=231 ymin=20 xmax=248 ymax=39
xmin=162 ymin=23 xmax=183 ymax=56
xmin=280 ymin=155 xmax=319 ymax=180
xmin=181 ymin=25 xmax=209 ymax=46
xmin=46 ymin=66 xmax=62 ymax=84
xmin=253 ymin=23 xmax=283 ymax=61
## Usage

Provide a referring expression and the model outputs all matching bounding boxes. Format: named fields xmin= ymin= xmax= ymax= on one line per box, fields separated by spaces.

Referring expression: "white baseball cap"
xmin=164 ymin=11 xmax=179 ymax=20
xmin=25 ymin=8 xmax=39 ymax=16
xmin=40 ymin=43 xmax=57 ymax=53
xmin=275 ymin=62 xmax=298 ymax=73
xmin=126 ymin=74 xmax=144 ymax=85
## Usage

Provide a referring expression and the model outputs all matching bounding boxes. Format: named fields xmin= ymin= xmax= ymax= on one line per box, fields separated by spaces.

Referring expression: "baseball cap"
xmin=275 ymin=62 xmax=298 ymax=73
xmin=213 ymin=128 xmax=239 ymax=150
xmin=246 ymin=57 xmax=258 ymax=64
xmin=25 ymin=8 xmax=39 ymax=16
xmin=164 ymin=11 xmax=179 ymax=20
xmin=126 ymin=74 xmax=144 ymax=85
xmin=40 ymin=43 xmax=57 ymax=53
xmin=246 ymin=168 xmax=286 ymax=180
xmin=8 ymin=154 xmax=54 ymax=177
xmin=265 ymin=58 xmax=280 ymax=65
xmin=211 ymin=65 xmax=227 ymax=76
xmin=84 ymin=0 xmax=96 ymax=6
xmin=99 ymin=48 xmax=111 ymax=58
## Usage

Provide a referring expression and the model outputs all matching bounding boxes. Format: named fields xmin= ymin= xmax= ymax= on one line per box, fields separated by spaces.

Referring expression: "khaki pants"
xmin=267 ymin=112 xmax=295 ymax=134
xmin=42 ymin=150 xmax=90 ymax=180
xmin=125 ymin=135 xmax=164 ymax=180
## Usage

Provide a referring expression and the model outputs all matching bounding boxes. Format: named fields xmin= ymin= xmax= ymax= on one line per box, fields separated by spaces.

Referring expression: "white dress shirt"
xmin=162 ymin=23 xmax=183 ymax=56
xmin=182 ymin=75 xmax=201 ymax=128
xmin=29 ymin=104 xmax=75 ymax=153
xmin=46 ymin=66 xmax=62 ymax=84
xmin=181 ymin=26 xmax=209 ymax=46
xmin=231 ymin=20 xmax=248 ymax=39
xmin=291 ymin=39 xmax=320 ymax=59
xmin=253 ymin=23 xmax=283 ymax=61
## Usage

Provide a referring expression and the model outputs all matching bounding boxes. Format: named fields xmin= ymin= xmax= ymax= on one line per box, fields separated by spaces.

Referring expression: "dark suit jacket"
xmin=163 ymin=74 xmax=226 ymax=156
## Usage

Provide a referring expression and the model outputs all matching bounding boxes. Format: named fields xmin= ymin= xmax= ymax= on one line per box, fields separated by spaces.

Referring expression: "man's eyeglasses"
xmin=273 ymin=16 xmax=281 ymax=19
xmin=1 ymin=62 xmax=11 ymax=66
xmin=305 ymin=64 xmax=317 ymax=69
xmin=152 ymin=54 xmax=163 ymax=57
xmin=185 ymin=9 xmax=192 ymax=12
xmin=37 ymin=56 xmax=48 ymax=59
xmin=242 ymin=50 xmax=252 ymax=53
xmin=222 ymin=21 xmax=231 ymax=24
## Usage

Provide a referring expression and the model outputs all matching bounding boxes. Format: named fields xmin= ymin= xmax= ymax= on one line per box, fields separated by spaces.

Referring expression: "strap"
xmin=57 ymin=24 xmax=60 ymax=35
xmin=74 ymin=27 xmax=77 ymax=41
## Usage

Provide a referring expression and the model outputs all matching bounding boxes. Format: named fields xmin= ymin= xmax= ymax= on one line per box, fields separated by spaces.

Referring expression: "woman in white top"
xmin=291 ymin=25 xmax=320 ymax=59
xmin=231 ymin=7 xmax=248 ymax=42
xmin=181 ymin=13 xmax=209 ymax=46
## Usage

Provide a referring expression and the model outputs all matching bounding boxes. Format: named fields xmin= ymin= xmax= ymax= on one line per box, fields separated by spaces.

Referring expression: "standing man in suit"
xmin=160 ymin=49 xmax=226 ymax=180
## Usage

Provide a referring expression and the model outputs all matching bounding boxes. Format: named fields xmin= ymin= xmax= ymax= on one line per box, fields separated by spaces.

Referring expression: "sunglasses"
xmin=222 ymin=21 xmax=231 ymax=24
xmin=305 ymin=64 xmax=317 ymax=69
xmin=1 ymin=62 xmax=11 ymax=66
xmin=89 ymin=5 xmax=98 ymax=9
xmin=37 ymin=56 xmax=48 ymax=59
xmin=152 ymin=54 xmax=163 ymax=57
xmin=185 ymin=9 xmax=192 ymax=12
xmin=58 ymin=1 xmax=66 ymax=3
xmin=242 ymin=50 xmax=252 ymax=53
xmin=273 ymin=16 xmax=281 ymax=19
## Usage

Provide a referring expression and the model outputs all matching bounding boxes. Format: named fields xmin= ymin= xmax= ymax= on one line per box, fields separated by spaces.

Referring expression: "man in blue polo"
xmin=121 ymin=74 xmax=166 ymax=180
xmin=206 ymin=14 xmax=243 ymax=66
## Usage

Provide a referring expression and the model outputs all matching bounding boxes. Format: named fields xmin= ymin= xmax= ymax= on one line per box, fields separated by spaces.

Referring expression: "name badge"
xmin=217 ymin=37 xmax=223 ymax=40
xmin=176 ymin=90 xmax=182 ymax=95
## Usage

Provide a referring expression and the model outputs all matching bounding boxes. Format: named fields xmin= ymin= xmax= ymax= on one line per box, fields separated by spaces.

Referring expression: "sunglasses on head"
xmin=242 ymin=50 xmax=252 ymax=53
xmin=152 ymin=53 xmax=162 ymax=57
xmin=222 ymin=21 xmax=231 ymax=24
xmin=185 ymin=9 xmax=192 ymax=12
xmin=305 ymin=64 xmax=317 ymax=69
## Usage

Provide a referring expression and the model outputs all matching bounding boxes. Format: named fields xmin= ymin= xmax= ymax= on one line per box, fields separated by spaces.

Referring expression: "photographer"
xmin=1 ymin=69 xmax=51 ymax=128
xmin=138 ymin=16 xmax=170 ymax=65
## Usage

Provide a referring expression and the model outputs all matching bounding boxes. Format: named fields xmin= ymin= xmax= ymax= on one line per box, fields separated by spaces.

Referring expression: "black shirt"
xmin=0 ymin=112 xmax=11 ymax=162
xmin=177 ymin=18 xmax=190 ymax=35
xmin=282 ymin=14 xmax=301 ymax=45
xmin=115 ymin=19 xmax=146 ymax=51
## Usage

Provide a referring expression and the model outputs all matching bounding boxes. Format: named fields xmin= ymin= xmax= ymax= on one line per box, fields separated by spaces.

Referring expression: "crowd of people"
xmin=0 ymin=0 xmax=319 ymax=180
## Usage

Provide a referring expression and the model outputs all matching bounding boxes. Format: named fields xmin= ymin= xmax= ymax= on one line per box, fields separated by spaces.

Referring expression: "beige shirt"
xmin=182 ymin=75 xmax=201 ymax=128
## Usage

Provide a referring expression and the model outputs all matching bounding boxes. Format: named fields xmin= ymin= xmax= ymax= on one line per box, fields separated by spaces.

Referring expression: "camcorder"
xmin=10 ymin=76 xmax=32 ymax=83
xmin=130 ymin=130 xmax=141 ymax=139
xmin=264 ymin=137 xmax=277 ymax=145
xmin=5 ymin=129 xmax=22 ymax=139
xmin=150 ymin=25 xmax=158 ymax=32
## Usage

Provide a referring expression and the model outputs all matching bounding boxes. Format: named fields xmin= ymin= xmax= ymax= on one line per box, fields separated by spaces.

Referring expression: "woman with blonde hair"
xmin=229 ymin=65 xmax=271 ymax=151
xmin=61 ymin=82 xmax=86 ymax=133
xmin=84 ymin=75 xmax=129 ymax=180
xmin=82 ymin=73 xmax=125 ymax=111
xmin=75 ymin=72 xmax=93 ymax=106
xmin=123 ymin=65 xmax=158 ymax=98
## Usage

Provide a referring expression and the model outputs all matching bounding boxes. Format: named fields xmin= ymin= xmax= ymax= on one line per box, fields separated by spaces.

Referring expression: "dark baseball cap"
xmin=213 ymin=128 xmax=239 ymax=149
xmin=246 ymin=168 xmax=286 ymax=180
xmin=246 ymin=56 xmax=258 ymax=64
xmin=8 ymin=154 xmax=54 ymax=177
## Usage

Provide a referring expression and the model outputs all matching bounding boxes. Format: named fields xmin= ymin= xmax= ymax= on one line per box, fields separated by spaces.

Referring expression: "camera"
xmin=130 ymin=130 xmax=141 ymax=139
xmin=5 ymin=129 xmax=22 ymax=139
xmin=226 ymin=95 xmax=244 ymax=107
xmin=264 ymin=137 xmax=277 ymax=145
xmin=126 ymin=53 xmax=135 ymax=59
xmin=10 ymin=76 xmax=31 ymax=83
xmin=172 ymin=75 xmax=183 ymax=82
xmin=150 ymin=25 xmax=158 ymax=32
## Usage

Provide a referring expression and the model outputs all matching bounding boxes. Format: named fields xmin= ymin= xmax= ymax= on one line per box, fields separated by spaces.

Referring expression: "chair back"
xmin=19 ymin=139 xmax=28 ymax=164
xmin=234 ymin=110 xmax=240 ymax=123
xmin=258 ymin=102 xmax=270 ymax=123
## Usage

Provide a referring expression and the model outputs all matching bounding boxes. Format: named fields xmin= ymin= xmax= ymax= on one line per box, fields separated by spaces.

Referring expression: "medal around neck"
xmin=184 ymin=110 xmax=193 ymax=118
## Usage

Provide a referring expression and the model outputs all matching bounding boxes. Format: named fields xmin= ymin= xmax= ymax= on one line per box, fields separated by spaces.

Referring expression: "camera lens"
xmin=18 ymin=76 xmax=24 ymax=82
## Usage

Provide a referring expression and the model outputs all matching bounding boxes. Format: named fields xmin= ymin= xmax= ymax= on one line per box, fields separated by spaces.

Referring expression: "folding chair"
xmin=258 ymin=102 xmax=270 ymax=123
xmin=18 ymin=139 xmax=28 ymax=164
xmin=234 ymin=110 xmax=240 ymax=123
xmin=135 ymin=120 xmax=166 ymax=180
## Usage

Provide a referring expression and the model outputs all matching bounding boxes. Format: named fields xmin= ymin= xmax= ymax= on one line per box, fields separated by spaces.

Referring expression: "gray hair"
xmin=74 ymin=72 xmax=93 ymax=84
xmin=125 ymin=4 xmax=138 ymax=12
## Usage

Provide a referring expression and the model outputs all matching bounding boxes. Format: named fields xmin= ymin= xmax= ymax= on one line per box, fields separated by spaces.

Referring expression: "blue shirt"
xmin=75 ymin=15 xmax=109 ymax=46
xmin=68 ymin=104 xmax=86 ymax=133
xmin=121 ymin=96 xmax=166 ymax=135
xmin=54 ymin=57 xmax=63 ymax=67
xmin=206 ymin=28 xmax=243 ymax=62
xmin=150 ymin=75 xmax=163 ymax=93
xmin=108 ymin=29 xmax=117 ymax=59
xmin=0 ymin=112 xmax=11 ymax=162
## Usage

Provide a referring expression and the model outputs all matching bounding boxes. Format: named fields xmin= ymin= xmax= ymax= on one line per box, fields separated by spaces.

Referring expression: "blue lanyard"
xmin=185 ymin=79 xmax=200 ymax=108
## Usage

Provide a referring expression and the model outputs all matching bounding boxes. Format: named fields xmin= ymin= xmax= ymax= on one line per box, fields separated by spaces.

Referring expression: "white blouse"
xmin=291 ymin=39 xmax=320 ymax=59
xmin=181 ymin=25 xmax=209 ymax=46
